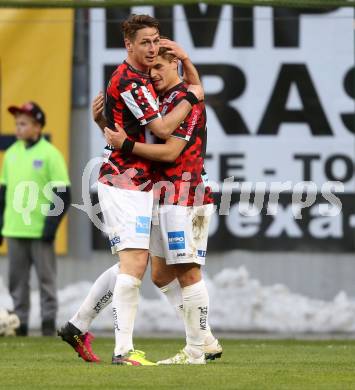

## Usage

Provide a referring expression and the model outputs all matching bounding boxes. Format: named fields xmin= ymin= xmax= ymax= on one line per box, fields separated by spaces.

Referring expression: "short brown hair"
xmin=122 ymin=14 xmax=159 ymax=41
xmin=158 ymin=46 xmax=177 ymax=62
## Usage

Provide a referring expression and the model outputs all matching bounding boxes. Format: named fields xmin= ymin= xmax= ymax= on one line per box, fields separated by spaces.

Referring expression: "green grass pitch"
xmin=1 ymin=337 xmax=355 ymax=389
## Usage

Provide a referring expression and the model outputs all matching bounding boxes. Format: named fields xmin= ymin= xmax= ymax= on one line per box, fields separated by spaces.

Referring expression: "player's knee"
xmin=134 ymin=259 xmax=148 ymax=278
xmin=151 ymin=256 xmax=176 ymax=287
xmin=119 ymin=248 xmax=148 ymax=279
xmin=151 ymin=272 xmax=166 ymax=288
xmin=135 ymin=249 xmax=149 ymax=266
xmin=176 ymin=264 xmax=201 ymax=287
xmin=177 ymin=274 xmax=201 ymax=287
xmin=151 ymin=269 xmax=174 ymax=288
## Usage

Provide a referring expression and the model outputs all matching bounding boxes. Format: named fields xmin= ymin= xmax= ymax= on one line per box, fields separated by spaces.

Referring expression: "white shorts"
xmin=149 ymin=204 xmax=214 ymax=265
xmin=98 ymin=182 xmax=153 ymax=253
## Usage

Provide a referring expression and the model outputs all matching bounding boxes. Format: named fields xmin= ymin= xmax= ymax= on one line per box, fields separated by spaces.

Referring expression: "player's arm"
xmin=181 ymin=58 xmax=201 ymax=86
xmin=133 ymin=137 xmax=186 ymax=162
xmin=104 ymin=101 xmax=200 ymax=162
xmin=146 ymin=83 xmax=203 ymax=140
xmin=105 ymin=124 xmax=186 ymax=162
xmin=121 ymin=78 xmax=203 ymax=140
xmin=160 ymin=38 xmax=201 ymax=86
xmin=92 ymin=91 xmax=107 ymax=132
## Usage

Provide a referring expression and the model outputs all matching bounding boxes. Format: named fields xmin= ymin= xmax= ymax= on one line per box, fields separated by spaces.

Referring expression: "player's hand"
xmin=92 ymin=91 xmax=105 ymax=123
xmin=104 ymin=123 xmax=128 ymax=149
xmin=160 ymin=38 xmax=188 ymax=61
xmin=187 ymin=84 xmax=204 ymax=102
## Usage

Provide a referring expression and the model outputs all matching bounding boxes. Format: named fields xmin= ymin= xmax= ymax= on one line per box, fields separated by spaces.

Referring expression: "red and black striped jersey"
xmin=155 ymin=82 xmax=214 ymax=206
xmin=99 ymin=61 xmax=160 ymax=191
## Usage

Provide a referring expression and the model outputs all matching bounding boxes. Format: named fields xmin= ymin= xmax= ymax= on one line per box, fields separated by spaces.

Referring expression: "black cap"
xmin=8 ymin=101 xmax=46 ymax=127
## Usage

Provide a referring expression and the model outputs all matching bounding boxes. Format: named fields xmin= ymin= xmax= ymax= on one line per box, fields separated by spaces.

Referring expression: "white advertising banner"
xmin=89 ymin=6 xmax=355 ymax=252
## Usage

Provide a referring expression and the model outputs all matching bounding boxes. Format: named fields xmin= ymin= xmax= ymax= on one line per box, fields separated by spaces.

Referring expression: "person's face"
xmin=125 ymin=27 xmax=160 ymax=70
xmin=150 ymin=55 xmax=179 ymax=93
xmin=15 ymin=113 xmax=41 ymax=141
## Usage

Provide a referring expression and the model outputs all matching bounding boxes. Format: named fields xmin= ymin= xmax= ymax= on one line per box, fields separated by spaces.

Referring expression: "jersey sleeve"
xmin=120 ymin=79 xmax=161 ymax=126
xmin=171 ymin=103 xmax=201 ymax=142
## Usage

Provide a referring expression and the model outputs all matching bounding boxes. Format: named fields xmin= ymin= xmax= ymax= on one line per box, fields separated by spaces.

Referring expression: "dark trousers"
xmin=7 ymin=238 xmax=57 ymax=331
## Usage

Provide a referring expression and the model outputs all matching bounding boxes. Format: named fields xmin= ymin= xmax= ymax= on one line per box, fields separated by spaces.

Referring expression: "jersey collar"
xmin=161 ymin=82 xmax=186 ymax=99
xmin=25 ymin=136 xmax=42 ymax=149
xmin=123 ymin=60 xmax=150 ymax=79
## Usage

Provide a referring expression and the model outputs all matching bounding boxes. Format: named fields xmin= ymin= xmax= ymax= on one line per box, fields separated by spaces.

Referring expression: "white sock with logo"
xmin=113 ymin=273 xmax=141 ymax=356
xmin=181 ymin=279 xmax=209 ymax=358
xmin=70 ymin=263 xmax=118 ymax=333
xmin=160 ymin=278 xmax=215 ymax=346
xmin=159 ymin=278 xmax=184 ymax=317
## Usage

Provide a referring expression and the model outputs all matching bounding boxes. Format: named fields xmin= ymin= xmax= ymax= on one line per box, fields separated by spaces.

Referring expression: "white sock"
xmin=113 ymin=273 xmax=141 ymax=356
xmin=70 ymin=264 xmax=119 ymax=333
xmin=181 ymin=279 xmax=209 ymax=358
xmin=160 ymin=278 xmax=215 ymax=346
xmin=159 ymin=278 xmax=184 ymax=318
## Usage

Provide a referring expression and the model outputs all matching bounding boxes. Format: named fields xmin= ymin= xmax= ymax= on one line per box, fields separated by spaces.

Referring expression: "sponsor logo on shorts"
xmin=168 ymin=231 xmax=185 ymax=250
xmin=197 ymin=250 xmax=206 ymax=257
xmin=136 ymin=216 xmax=151 ymax=235
xmin=110 ymin=236 xmax=120 ymax=246
xmin=177 ymin=252 xmax=186 ymax=257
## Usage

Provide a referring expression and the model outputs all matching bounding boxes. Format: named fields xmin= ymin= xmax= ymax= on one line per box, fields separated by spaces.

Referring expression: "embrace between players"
xmin=58 ymin=14 xmax=222 ymax=365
